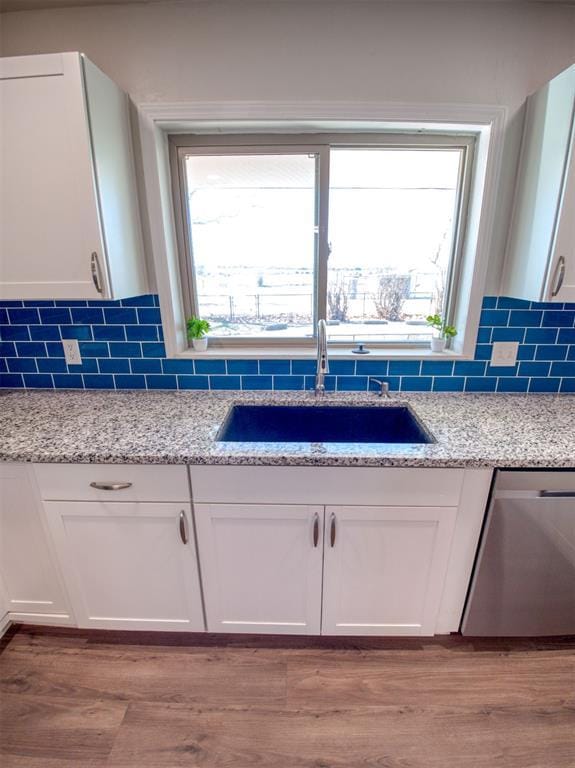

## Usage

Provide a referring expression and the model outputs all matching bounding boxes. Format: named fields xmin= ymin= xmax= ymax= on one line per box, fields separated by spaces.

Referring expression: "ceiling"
xmin=2 ymin=0 xmax=575 ymax=13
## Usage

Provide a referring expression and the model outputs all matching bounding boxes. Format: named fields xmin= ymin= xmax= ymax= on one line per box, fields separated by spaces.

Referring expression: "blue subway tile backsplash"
xmin=1 ymin=294 xmax=575 ymax=393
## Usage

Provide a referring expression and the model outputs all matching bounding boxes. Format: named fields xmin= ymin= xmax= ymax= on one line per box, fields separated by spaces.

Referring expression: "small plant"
xmin=426 ymin=314 xmax=457 ymax=339
xmin=186 ymin=316 xmax=211 ymax=340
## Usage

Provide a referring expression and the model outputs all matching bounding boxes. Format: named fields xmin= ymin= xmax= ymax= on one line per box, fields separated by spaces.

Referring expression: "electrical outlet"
xmin=490 ymin=341 xmax=518 ymax=367
xmin=62 ymin=339 xmax=82 ymax=366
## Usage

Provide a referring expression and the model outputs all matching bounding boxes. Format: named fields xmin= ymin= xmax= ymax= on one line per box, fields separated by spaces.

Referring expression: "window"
xmin=170 ymin=133 xmax=473 ymax=349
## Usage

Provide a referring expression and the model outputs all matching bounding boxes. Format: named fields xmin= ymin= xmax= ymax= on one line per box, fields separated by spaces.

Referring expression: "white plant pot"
xmin=192 ymin=337 xmax=208 ymax=352
xmin=430 ymin=337 xmax=446 ymax=353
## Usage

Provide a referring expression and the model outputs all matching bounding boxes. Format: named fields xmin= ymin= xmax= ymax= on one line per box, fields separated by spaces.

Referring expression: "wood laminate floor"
xmin=0 ymin=626 xmax=574 ymax=768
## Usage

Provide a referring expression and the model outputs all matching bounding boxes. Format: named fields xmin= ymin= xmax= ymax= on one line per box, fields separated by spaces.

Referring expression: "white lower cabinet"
xmin=195 ymin=504 xmax=323 ymax=634
xmin=321 ymin=506 xmax=457 ymax=636
xmin=44 ymin=501 xmax=204 ymax=631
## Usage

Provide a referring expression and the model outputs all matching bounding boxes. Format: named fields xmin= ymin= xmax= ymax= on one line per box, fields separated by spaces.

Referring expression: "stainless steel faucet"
xmin=370 ymin=377 xmax=390 ymax=398
xmin=315 ymin=319 xmax=329 ymax=395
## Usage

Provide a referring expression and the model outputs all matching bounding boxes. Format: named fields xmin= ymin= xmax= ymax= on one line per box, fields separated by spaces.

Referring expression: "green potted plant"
xmin=426 ymin=314 xmax=457 ymax=352
xmin=187 ymin=316 xmax=211 ymax=352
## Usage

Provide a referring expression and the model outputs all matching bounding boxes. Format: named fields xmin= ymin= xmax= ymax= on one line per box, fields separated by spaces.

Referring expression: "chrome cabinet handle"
xmin=91 ymin=251 xmax=103 ymax=294
xmin=550 ymin=256 xmax=565 ymax=297
xmin=312 ymin=512 xmax=320 ymax=548
xmin=90 ymin=481 xmax=132 ymax=491
xmin=330 ymin=513 xmax=336 ymax=548
xmin=179 ymin=511 xmax=188 ymax=544
xmin=539 ymin=490 xmax=575 ymax=498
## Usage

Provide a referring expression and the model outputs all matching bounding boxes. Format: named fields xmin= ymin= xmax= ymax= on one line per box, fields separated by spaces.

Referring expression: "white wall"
xmin=2 ymin=1 xmax=574 ymax=292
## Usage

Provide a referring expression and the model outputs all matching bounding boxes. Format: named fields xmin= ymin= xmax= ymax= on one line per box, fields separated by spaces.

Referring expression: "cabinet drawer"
xmin=190 ymin=466 xmax=464 ymax=507
xmin=33 ymin=464 xmax=190 ymax=503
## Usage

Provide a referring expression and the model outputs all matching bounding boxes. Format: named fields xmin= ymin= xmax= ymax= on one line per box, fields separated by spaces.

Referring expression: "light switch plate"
xmin=62 ymin=339 xmax=82 ymax=366
xmin=490 ymin=341 xmax=518 ymax=367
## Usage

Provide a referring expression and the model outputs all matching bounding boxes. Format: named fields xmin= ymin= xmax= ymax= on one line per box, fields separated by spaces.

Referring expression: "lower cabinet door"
xmin=44 ymin=501 xmax=204 ymax=631
xmin=195 ymin=504 xmax=324 ymax=634
xmin=322 ymin=506 xmax=457 ymax=636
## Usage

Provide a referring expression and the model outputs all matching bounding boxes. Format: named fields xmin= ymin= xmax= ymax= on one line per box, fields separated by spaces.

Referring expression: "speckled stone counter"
xmin=1 ymin=389 xmax=574 ymax=468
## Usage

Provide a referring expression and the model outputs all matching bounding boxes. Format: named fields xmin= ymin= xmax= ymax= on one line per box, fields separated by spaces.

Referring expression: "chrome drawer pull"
xmin=89 ymin=482 xmax=133 ymax=491
xmin=312 ymin=512 xmax=320 ymax=548
xmin=90 ymin=252 xmax=104 ymax=294
xmin=539 ymin=490 xmax=575 ymax=498
xmin=330 ymin=513 xmax=336 ymax=547
xmin=550 ymin=256 xmax=565 ymax=298
xmin=179 ymin=511 xmax=188 ymax=544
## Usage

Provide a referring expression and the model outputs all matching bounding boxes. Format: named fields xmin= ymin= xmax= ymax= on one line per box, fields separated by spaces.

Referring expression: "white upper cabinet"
xmin=0 ymin=52 xmax=147 ymax=300
xmin=503 ymin=63 xmax=575 ymax=302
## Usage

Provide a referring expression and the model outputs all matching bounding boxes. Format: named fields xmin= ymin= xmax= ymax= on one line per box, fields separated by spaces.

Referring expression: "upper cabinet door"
xmin=502 ymin=63 xmax=575 ymax=302
xmin=547 ymin=137 xmax=575 ymax=301
xmin=195 ymin=504 xmax=324 ymax=634
xmin=0 ymin=53 xmax=146 ymax=300
xmin=322 ymin=506 xmax=457 ymax=636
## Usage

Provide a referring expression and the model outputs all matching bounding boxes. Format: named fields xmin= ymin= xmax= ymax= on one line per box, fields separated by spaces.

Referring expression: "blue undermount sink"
xmin=217 ymin=405 xmax=435 ymax=444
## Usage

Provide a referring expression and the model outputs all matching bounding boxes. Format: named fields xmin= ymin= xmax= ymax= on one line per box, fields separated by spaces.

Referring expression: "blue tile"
xmin=533 ymin=301 xmax=563 ymax=310
xmin=486 ymin=364 xmax=520 ymax=377
xmin=39 ymin=307 xmax=72 ymax=325
xmin=98 ymin=358 xmax=131 ymax=374
xmin=355 ymin=360 xmax=389 ymax=376
xmin=465 ymin=377 xmax=497 ymax=392
xmin=153 ymin=295 xmax=160 ymax=306
xmin=46 ymin=342 xmax=65 ymax=358
xmin=0 ymin=308 xmax=7 ymax=324
xmin=525 ymin=327 xmax=558 ymax=344
xmin=131 ymin=359 xmax=162 ymax=374
xmin=328 ymin=361 xmax=356 ymax=375
xmin=71 ymin=307 xmax=104 ymax=325
xmin=454 ymin=361 xmax=486 ymax=377
xmin=497 ymin=297 xmax=531 ymax=309
xmin=146 ymin=374 xmax=177 ymax=390
xmin=162 ymin=359 xmax=196 ymax=375
xmin=305 ymin=375 xmax=336 ymax=391
xmin=53 ymin=374 xmax=84 ymax=389
xmin=550 ymin=361 xmax=575 ymax=378
xmin=491 ymin=327 xmax=525 ymax=343
xmin=37 ymin=358 xmax=67 ymax=374
xmin=482 ymin=297 xmax=497 ymax=309
xmin=529 ymin=378 xmax=561 ymax=393
xmin=29 ymin=325 xmax=60 ymax=341
xmin=291 ymin=360 xmax=316 ymax=375
xmin=569 ymin=346 xmax=575 ymax=361
xmin=388 ymin=361 xmax=421 ymax=376
xmin=401 ymin=376 xmax=433 ymax=391
xmin=142 ymin=342 xmax=166 ymax=358
xmin=226 ymin=359 xmax=259 ymax=375
xmin=137 ymin=308 xmax=162 ymax=325
xmin=519 ymin=361 xmax=551 ymax=378
xmin=240 ymin=375 xmax=274 ymax=390
xmin=15 ymin=341 xmax=46 ymax=357
xmin=336 ymin=376 xmax=368 ymax=392
xmin=54 ymin=300 xmax=86 ymax=307
xmin=194 ymin=359 xmax=226 ymax=374
xmin=109 ymin=342 xmax=142 ymax=358
xmin=68 ymin=359 xmax=98 ymax=374
xmin=121 ymin=295 xmax=156 ymax=307
xmin=23 ymin=374 xmax=53 ymax=388
xmin=178 ymin=375 xmax=210 ymax=390
xmin=517 ymin=345 xmax=536 ymax=361
xmin=61 ymin=325 xmax=92 ymax=341
xmin=125 ymin=325 xmax=158 ymax=342
xmin=560 ymin=379 xmax=575 ymax=393
xmin=558 ymin=328 xmax=575 ymax=344
xmin=497 ymin=378 xmax=529 ymax=393
xmin=86 ymin=299 xmax=121 ymax=308
xmin=509 ymin=310 xmax=542 ymax=327
xmin=22 ymin=300 xmax=54 ymax=307
xmin=259 ymin=360 xmax=290 ymax=375
xmin=210 ymin=375 xmax=241 ymax=390
xmin=7 ymin=307 xmax=39 ymax=324
xmin=104 ymin=307 xmax=138 ymax=325
xmin=474 ymin=344 xmax=492 ymax=360
xmin=83 ymin=374 xmax=115 ymax=389
xmin=565 ymin=303 xmax=575 ymax=310
xmin=1 ymin=325 xmax=30 ymax=341
xmin=421 ymin=361 xmax=454 ymax=376
xmin=0 ymin=360 xmax=7 ymax=373
xmin=433 ymin=377 xmax=465 ymax=392
xmin=542 ymin=310 xmax=575 ymax=327
xmin=92 ymin=325 xmax=126 ymax=341
xmin=480 ymin=309 xmax=509 ymax=326
xmin=79 ymin=341 xmax=110 ymax=358
xmin=274 ymin=375 xmax=306 ymax=391
xmin=115 ymin=374 xmax=147 ymax=389
xmin=476 ymin=327 xmax=491 ymax=344
xmin=0 ymin=300 xmax=23 ymax=307
xmin=7 ymin=358 xmax=37 ymax=373
xmin=0 ymin=342 xmax=17 ymax=357
xmin=0 ymin=373 xmax=23 ymax=388
xmin=534 ymin=345 xmax=568 ymax=361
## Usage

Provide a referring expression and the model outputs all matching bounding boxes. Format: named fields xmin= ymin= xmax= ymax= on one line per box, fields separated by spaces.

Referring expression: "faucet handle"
xmin=369 ymin=378 xmax=390 ymax=397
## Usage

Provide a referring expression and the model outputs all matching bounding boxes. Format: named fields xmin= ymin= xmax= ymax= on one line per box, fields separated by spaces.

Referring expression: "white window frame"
xmin=136 ymin=101 xmax=506 ymax=360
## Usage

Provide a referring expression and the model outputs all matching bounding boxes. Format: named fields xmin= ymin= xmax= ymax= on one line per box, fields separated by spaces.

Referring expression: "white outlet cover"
xmin=62 ymin=338 xmax=82 ymax=366
xmin=490 ymin=341 xmax=519 ymax=367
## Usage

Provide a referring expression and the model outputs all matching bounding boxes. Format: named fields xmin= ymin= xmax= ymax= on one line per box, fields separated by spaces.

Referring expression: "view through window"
xmin=177 ymin=138 xmax=468 ymax=346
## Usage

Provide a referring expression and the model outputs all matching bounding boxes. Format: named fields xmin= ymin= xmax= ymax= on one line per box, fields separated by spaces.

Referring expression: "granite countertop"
xmin=1 ymin=389 xmax=574 ymax=468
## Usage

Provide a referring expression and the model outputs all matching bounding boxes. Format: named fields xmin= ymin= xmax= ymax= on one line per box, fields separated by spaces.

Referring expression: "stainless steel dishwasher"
xmin=462 ymin=470 xmax=575 ymax=637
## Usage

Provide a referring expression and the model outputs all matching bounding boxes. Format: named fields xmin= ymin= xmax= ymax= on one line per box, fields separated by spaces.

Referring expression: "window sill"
xmin=176 ymin=345 xmax=470 ymax=361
